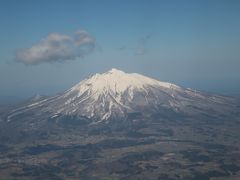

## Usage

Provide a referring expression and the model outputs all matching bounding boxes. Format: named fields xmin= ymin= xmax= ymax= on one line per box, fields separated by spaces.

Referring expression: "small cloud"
xmin=118 ymin=46 xmax=127 ymax=51
xmin=135 ymin=34 xmax=151 ymax=56
xmin=16 ymin=29 xmax=96 ymax=65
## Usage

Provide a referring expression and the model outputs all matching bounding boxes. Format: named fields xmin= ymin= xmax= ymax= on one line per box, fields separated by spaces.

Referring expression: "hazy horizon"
xmin=1 ymin=67 xmax=240 ymax=105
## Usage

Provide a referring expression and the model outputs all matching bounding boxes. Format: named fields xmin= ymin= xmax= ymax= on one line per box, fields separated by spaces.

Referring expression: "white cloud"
xmin=74 ymin=30 xmax=95 ymax=46
xmin=16 ymin=30 xmax=95 ymax=65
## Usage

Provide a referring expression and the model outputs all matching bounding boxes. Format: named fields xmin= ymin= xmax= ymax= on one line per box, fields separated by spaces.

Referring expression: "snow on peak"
xmin=69 ymin=68 xmax=179 ymax=96
xmin=108 ymin=68 xmax=125 ymax=74
xmin=58 ymin=68 xmax=182 ymax=120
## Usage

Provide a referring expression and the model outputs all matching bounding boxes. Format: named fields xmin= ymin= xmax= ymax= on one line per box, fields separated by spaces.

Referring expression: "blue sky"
xmin=0 ymin=0 xmax=240 ymax=101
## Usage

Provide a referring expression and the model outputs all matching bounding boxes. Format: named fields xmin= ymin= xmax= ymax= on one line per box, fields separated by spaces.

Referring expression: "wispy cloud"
xmin=16 ymin=30 xmax=95 ymax=65
xmin=135 ymin=34 xmax=151 ymax=56
xmin=135 ymin=48 xmax=147 ymax=55
xmin=118 ymin=45 xmax=127 ymax=51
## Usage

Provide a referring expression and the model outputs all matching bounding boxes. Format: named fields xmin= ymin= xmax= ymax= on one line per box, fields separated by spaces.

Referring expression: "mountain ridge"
xmin=6 ymin=68 xmax=238 ymax=123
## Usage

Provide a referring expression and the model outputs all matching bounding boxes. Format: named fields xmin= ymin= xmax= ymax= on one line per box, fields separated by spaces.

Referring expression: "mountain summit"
xmin=7 ymin=69 xmax=237 ymax=123
xmin=61 ymin=68 xmax=180 ymax=120
xmin=70 ymin=68 xmax=178 ymax=94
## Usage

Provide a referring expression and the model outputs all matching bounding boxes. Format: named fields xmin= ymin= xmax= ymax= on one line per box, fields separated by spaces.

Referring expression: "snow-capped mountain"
xmin=6 ymin=68 xmax=239 ymax=123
